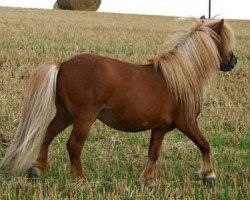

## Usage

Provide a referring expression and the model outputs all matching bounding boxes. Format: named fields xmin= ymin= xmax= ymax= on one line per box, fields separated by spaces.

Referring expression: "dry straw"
xmin=55 ymin=0 xmax=101 ymax=11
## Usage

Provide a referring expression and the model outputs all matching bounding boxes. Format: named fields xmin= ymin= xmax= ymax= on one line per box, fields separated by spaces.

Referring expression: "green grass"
xmin=0 ymin=7 xmax=249 ymax=199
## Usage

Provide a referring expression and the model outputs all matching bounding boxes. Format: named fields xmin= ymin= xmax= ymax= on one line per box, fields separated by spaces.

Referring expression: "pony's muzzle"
xmin=220 ymin=53 xmax=237 ymax=72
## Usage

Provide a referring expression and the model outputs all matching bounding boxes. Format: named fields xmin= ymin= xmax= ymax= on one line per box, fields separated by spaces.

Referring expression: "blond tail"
xmin=0 ymin=63 xmax=60 ymax=174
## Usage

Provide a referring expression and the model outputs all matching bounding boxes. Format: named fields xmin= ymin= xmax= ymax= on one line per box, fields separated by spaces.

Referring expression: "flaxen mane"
xmin=148 ymin=19 xmax=235 ymax=119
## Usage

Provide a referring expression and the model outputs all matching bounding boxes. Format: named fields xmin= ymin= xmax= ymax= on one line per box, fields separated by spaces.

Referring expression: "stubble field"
xmin=0 ymin=7 xmax=249 ymax=199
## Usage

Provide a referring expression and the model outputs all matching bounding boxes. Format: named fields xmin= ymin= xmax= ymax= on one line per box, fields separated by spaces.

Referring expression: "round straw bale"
xmin=56 ymin=0 xmax=101 ymax=11
xmin=53 ymin=2 xmax=60 ymax=9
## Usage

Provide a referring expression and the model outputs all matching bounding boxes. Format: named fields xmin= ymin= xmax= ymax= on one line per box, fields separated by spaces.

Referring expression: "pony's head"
xmin=202 ymin=18 xmax=237 ymax=71
xmin=147 ymin=17 xmax=237 ymax=119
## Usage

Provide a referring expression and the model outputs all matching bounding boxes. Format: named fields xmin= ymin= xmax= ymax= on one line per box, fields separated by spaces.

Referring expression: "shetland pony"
xmin=0 ymin=18 xmax=237 ymax=186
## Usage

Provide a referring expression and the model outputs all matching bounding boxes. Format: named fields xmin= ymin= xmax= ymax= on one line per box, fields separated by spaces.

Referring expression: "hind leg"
xmin=176 ymin=120 xmax=216 ymax=184
xmin=28 ymin=104 xmax=71 ymax=177
xmin=67 ymin=112 xmax=97 ymax=180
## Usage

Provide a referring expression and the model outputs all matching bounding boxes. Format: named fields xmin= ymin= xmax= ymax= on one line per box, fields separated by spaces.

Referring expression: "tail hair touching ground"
xmin=0 ymin=63 xmax=60 ymax=174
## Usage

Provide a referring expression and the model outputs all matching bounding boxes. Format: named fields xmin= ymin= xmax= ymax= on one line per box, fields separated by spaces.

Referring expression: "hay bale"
xmin=53 ymin=2 xmax=60 ymax=9
xmin=56 ymin=0 xmax=101 ymax=11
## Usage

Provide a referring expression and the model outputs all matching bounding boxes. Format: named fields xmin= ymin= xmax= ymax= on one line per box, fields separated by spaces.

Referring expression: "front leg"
xmin=140 ymin=128 xmax=166 ymax=186
xmin=176 ymin=119 xmax=216 ymax=185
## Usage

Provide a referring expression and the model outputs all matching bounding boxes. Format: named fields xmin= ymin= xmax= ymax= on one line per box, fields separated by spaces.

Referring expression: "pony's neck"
xmin=151 ymin=26 xmax=220 ymax=119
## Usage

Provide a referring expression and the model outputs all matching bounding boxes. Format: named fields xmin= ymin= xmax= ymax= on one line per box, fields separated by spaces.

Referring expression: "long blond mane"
xmin=148 ymin=19 xmax=235 ymax=119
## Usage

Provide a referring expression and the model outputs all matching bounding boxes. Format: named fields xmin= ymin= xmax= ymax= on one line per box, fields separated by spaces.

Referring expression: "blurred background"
xmin=0 ymin=0 xmax=249 ymax=20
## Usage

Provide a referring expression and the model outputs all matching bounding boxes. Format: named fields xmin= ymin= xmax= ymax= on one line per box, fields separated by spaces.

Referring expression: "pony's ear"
xmin=200 ymin=15 xmax=206 ymax=20
xmin=213 ymin=19 xmax=224 ymax=34
xmin=200 ymin=15 xmax=206 ymax=23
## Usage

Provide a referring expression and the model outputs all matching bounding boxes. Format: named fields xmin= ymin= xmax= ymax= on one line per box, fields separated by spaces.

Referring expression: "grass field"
xmin=0 ymin=7 xmax=249 ymax=200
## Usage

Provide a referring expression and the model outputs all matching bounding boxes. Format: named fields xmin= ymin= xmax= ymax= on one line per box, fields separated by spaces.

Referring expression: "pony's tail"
xmin=0 ymin=63 xmax=60 ymax=174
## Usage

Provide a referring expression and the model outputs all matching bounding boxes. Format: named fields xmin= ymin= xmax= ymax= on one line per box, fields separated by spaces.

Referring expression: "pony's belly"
xmin=97 ymin=107 xmax=164 ymax=132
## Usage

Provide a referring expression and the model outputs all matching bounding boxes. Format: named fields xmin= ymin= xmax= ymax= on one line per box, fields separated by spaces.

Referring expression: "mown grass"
xmin=0 ymin=7 xmax=249 ymax=199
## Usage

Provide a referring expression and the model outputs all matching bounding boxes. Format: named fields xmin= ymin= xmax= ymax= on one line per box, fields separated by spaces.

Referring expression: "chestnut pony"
xmin=0 ymin=19 xmax=237 ymax=185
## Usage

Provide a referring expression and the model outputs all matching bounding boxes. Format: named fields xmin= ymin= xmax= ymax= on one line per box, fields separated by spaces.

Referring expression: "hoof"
xmin=140 ymin=178 xmax=156 ymax=187
xmin=203 ymin=172 xmax=217 ymax=186
xmin=139 ymin=173 xmax=156 ymax=187
xmin=146 ymin=179 xmax=156 ymax=187
xmin=27 ymin=167 xmax=41 ymax=178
